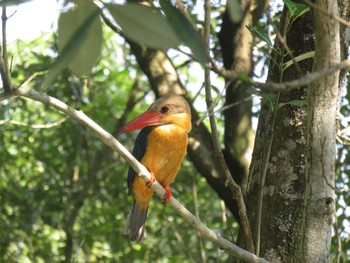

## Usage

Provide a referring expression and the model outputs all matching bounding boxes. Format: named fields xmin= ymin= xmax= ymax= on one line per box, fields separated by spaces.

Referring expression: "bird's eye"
xmin=160 ymin=106 xmax=169 ymax=114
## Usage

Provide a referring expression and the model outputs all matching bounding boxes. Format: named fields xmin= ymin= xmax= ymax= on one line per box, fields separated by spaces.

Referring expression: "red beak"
xmin=118 ymin=110 xmax=163 ymax=133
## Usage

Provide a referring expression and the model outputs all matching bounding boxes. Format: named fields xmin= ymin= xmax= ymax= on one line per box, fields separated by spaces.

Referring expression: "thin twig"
xmin=196 ymin=96 xmax=253 ymax=126
xmin=333 ymin=213 xmax=342 ymax=263
xmin=203 ymin=0 xmax=255 ymax=253
xmin=0 ymin=7 xmax=11 ymax=92
xmin=100 ymin=8 xmax=122 ymax=35
xmin=2 ymin=7 xmax=8 ymax=72
xmin=0 ymin=116 xmax=69 ymax=128
xmin=337 ymin=125 xmax=350 ymax=136
xmin=195 ymin=79 xmax=231 ymax=126
xmin=192 ymin=173 xmax=207 ymax=263
xmin=211 ymin=59 xmax=350 ymax=92
xmin=19 ymin=71 xmax=48 ymax=88
xmin=336 ymin=134 xmax=350 ymax=145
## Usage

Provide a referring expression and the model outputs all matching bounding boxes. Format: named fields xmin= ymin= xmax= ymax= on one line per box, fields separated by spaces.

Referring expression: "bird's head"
xmin=119 ymin=95 xmax=191 ymax=133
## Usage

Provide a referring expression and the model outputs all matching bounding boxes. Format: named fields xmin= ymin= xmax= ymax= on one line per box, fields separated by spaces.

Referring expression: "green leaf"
xmin=227 ymin=0 xmax=244 ymax=23
xmin=237 ymin=72 xmax=251 ymax=83
xmin=43 ymin=3 xmax=101 ymax=87
xmin=159 ymin=0 xmax=209 ymax=65
xmin=107 ymin=3 xmax=181 ymax=50
xmin=262 ymin=93 xmax=278 ymax=111
xmin=246 ymin=86 xmax=262 ymax=96
xmin=283 ymin=51 xmax=314 ymax=71
xmin=246 ymin=24 xmax=272 ymax=47
xmin=58 ymin=1 xmax=102 ymax=76
xmin=278 ymin=99 xmax=306 ymax=109
xmin=284 ymin=0 xmax=310 ymax=18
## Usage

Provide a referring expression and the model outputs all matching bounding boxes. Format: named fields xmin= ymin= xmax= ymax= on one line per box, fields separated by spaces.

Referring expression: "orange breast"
xmin=142 ymin=124 xmax=188 ymax=187
xmin=132 ymin=124 xmax=188 ymax=211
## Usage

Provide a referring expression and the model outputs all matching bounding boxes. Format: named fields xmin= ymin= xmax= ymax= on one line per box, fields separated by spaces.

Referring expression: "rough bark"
xmin=242 ymin=3 xmax=314 ymax=262
xmin=338 ymin=0 xmax=350 ymax=85
xmin=302 ymin=0 xmax=340 ymax=262
xmin=242 ymin=0 xmax=345 ymax=261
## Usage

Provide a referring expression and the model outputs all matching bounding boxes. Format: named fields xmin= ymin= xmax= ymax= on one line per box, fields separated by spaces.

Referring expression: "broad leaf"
xmin=58 ymin=1 xmax=102 ymax=76
xmin=43 ymin=3 xmax=101 ymax=87
xmin=237 ymin=72 xmax=251 ymax=83
xmin=284 ymin=0 xmax=309 ymax=18
xmin=159 ymin=0 xmax=208 ymax=65
xmin=246 ymin=24 xmax=272 ymax=47
xmin=279 ymin=100 xmax=306 ymax=109
xmin=107 ymin=3 xmax=181 ymax=50
xmin=283 ymin=51 xmax=315 ymax=71
xmin=261 ymin=93 xmax=278 ymax=111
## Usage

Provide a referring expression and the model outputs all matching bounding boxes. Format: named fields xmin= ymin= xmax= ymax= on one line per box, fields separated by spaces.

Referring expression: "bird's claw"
xmin=145 ymin=172 xmax=171 ymax=203
xmin=162 ymin=186 xmax=172 ymax=204
xmin=146 ymin=172 xmax=156 ymax=188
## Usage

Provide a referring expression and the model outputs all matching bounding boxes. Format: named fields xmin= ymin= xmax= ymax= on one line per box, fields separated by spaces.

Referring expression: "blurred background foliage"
xmin=0 ymin=0 xmax=349 ymax=262
xmin=0 ymin=5 xmax=231 ymax=262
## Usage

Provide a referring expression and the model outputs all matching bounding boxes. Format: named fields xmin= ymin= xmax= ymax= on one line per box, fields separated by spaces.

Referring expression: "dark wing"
xmin=127 ymin=126 xmax=152 ymax=193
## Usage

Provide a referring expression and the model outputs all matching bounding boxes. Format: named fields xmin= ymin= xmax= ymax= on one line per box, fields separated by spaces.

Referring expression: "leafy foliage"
xmin=0 ymin=14 xmax=231 ymax=263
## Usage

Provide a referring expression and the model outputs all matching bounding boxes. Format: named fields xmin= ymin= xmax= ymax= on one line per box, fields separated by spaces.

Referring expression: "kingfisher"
xmin=118 ymin=94 xmax=192 ymax=243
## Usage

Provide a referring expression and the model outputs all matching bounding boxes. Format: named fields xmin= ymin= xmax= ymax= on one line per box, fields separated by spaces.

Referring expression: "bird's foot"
xmin=162 ymin=186 xmax=172 ymax=203
xmin=146 ymin=172 xmax=156 ymax=188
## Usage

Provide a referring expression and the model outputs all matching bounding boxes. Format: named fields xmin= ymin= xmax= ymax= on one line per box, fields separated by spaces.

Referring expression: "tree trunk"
xmin=242 ymin=0 xmax=343 ymax=262
xmin=302 ymin=0 xmax=340 ymax=261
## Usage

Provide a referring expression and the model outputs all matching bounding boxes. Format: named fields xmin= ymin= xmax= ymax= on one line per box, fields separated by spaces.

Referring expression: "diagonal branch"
xmin=10 ymin=85 xmax=268 ymax=263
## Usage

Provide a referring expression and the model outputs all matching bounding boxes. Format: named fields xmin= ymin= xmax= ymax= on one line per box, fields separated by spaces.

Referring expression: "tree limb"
xmin=211 ymin=59 xmax=350 ymax=92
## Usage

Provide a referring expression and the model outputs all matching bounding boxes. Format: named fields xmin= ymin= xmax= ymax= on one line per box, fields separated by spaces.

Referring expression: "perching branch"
xmin=8 ymin=85 xmax=267 ymax=263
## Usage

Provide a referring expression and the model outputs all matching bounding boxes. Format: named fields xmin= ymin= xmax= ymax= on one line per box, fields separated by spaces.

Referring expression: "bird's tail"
xmin=124 ymin=199 xmax=148 ymax=243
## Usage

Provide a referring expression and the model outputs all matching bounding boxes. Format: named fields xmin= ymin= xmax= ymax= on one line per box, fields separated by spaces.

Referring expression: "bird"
xmin=118 ymin=94 xmax=192 ymax=243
